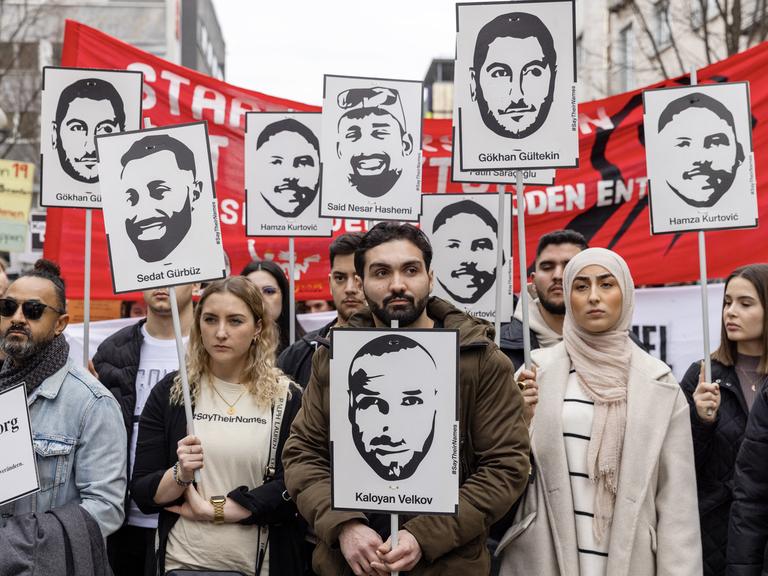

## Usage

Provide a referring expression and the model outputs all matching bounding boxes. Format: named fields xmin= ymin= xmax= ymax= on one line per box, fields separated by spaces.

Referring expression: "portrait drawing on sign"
xmin=120 ymin=134 xmax=201 ymax=263
xmin=470 ymin=12 xmax=557 ymax=140
xmin=254 ymin=119 xmax=320 ymax=218
xmin=52 ymin=78 xmax=126 ymax=184
xmin=431 ymin=199 xmax=501 ymax=305
xmin=657 ymin=92 xmax=745 ymax=208
xmin=336 ymin=87 xmax=414 ymax=198
xmin=348 ymin=334 xmax=438 ymax=481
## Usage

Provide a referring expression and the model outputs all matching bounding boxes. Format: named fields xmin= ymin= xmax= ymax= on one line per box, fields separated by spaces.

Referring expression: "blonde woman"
xmin=131 ymin=277 xmax=305 ymax=576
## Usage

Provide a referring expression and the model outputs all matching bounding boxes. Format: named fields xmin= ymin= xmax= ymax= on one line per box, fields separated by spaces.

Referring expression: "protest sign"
xmin=0 ymin=384 xmax=39 ymax=507
xmin=330 ymin=328 xmax=459 ymax=514
xmin=95 ymin=121 xmax=226 ymax=293
xmin=0 ymin=159 xmax=34 ymax=223
xmin=245 ymin=112 xmax=331 ymax=237
xmin=422 ymin=193 xmax=513 ymax=322
xmin=320 ymin=75 xmax=423 ymax=222
xmin=643 ymin=82 xmax=758 ymax=234
xmin=454 ymin=0 xmax=578 ymax=171
xmin=40 ymin=66 xmax=142 ymax=209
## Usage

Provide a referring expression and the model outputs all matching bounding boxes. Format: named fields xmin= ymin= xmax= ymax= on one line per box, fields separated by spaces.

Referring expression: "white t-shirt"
xmin=127 ymin=325 xmax=187 ymax=529
xmin=165 ymin=376 xmax=272 ymax=576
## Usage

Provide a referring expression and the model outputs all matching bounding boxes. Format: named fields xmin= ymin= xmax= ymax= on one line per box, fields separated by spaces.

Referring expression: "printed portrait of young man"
xmin=347 ymin=334 xmax=439 ymax=481
xmin=335 ymin=86 xmax=415 ymax=198
xmin=52 ymin=78 xmax=126 ymax=183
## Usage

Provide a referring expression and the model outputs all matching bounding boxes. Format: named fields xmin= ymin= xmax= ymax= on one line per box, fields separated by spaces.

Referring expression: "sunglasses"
xmin=0 ymin=298 xmax=65 ymax=320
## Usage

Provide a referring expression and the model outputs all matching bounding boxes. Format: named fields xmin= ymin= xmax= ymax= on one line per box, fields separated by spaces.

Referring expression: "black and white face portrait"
xmin=245 ymin=113 xmax=332 ymax=237
xmin=40 ymin=67 xmax=142 ymax=209
xmin=336 ymin=87 xmax=414 ymax=198
xmin=320 ymin=76 xmax=423 ymax=222
xmin=454 ymin=1 xmax=578 ymax=171
xmin=348 ymin=335 xmax=438 ymax=481
xmin=96 ymin=122 xmax=227 ymax=293
xmin=120 ymin=134 xmax=201 ymax=263
xmin=330 ymin=328 xmax=459 ymax=514
xmin=54 ymin=78 xmax=126 ymax=183
xmin=432 ymin=200 xmax=498 ymax=304
xmin=470 ymin=12 xmax=556 ymax=139
xmin=422 ymin=193 xmax=513 ymax=322
xmin=256 ymin=119 xmax=319 ymax=217
xmin=643 ymin=82 xmax=757 ymax=234
xmin=657 ymin=93 xmax=744 ymax=208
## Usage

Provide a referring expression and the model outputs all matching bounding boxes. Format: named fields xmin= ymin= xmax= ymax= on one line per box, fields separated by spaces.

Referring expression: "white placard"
xmin=454 ymin=1 xmax=578 ymax=171
xmin=320 ymin=75 xmax=423 ymax=222
xmin=0 ymin=384 xmax=39 ymax=507
xmin=330 ymin=329 xmax=459 ymax=515
xmin=245 ymin=112 xmax=332 ymax=237
xmin=421 ymin=193 xmax=514 ymax=322
xmin=95 ymin=122 xmax=227 ymax=293
xmin=643 ymin=82 xmax=758 ymax=234
xmin=40 ymin=67 xmax=143 ymax=209
xmin=451 ymin=125 xmax=556 ymax=185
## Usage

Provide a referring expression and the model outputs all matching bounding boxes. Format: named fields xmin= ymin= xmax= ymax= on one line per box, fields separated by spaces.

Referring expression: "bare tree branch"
xmin=631 ymin=1 xmax=671 ymax=79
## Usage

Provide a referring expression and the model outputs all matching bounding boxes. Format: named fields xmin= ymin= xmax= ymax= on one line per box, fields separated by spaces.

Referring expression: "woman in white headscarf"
xmin=498 ymin=248 xmax=702 ymax=576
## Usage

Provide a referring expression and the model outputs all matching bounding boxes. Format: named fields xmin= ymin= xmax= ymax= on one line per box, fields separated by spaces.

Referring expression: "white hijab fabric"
xmin=562 ymin=248 xmax=635 ymax=542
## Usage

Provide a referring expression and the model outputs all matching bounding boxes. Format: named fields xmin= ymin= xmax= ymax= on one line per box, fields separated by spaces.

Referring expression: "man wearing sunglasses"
xmin=0 ymin=259 xmax=126 ymax=537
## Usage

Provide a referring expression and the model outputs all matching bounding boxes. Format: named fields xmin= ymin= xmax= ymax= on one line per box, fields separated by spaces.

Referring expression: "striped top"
xmin=562 ymin=369 xmax=610 ymax=575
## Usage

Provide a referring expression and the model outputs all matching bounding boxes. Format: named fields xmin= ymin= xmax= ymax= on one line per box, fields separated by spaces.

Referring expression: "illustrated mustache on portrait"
xmin=265 ymin=176 xmax=318 ymax=218
xmin=498 ymin=98 xmax=537 ymax=119
xmin=124 ymin=195 xmax=193 ymax=263
xmin=451 ymin=261 xmax=496 ymax=286
xmin=347 ymin=152 xmax=402 ymax=198
xmin=681 ymin=160 xmax=735 ymax=191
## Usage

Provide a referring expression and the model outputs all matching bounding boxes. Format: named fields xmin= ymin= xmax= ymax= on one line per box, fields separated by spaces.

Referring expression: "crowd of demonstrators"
xmin=283 ymin=223 xmax=530 ymax=575
xmin=680 ymin=264 xmax=768 ymax=576
xmin=131 ymin=276 xmax=305 ymax=575
xmin=500 ymin=248 xmax=702 ymax=575
xmin=241 ymin=259 xmax=306 ymax=356
xmin=0 ymin=260 xmax=127 ymax=538
xmin=5 ymin=231 xmax=768 ymax=576
xmin=92 ymin=284 xmax=198 ymax=576
xmin=278 ymin=232 xmax=367 ymax=388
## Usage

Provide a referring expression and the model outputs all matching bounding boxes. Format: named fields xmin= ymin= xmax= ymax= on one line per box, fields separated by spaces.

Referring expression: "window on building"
xmin=654 ymin=1 xmax=671 ymax=49
xmin=618 ymin=23 xmax=635 ymax=92
xmin=17 ymin=111 xmax=39 ymax=140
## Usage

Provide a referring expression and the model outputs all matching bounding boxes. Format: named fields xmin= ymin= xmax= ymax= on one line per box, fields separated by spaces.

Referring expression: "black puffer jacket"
xmin=92 ymin=319 xmax=145 ymax=452
xmin=727 ymin=385 xmax=768 ymax=576
xmin=680 ymin=359 xmax=750 ymax=576
xmin=277 ymin=320 xmax=334 ymax=388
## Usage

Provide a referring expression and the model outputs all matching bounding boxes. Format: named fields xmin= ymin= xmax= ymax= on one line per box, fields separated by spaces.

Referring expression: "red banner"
xmin=46 ymin=21 xmax=768 ymax=301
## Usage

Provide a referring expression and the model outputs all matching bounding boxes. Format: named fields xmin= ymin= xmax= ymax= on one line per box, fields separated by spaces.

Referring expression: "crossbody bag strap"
xmin=257 ymin=385 xmax=289 ymax=576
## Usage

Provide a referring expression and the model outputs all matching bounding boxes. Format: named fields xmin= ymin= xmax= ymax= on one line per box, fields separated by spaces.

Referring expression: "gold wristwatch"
xmin=210 ymin=495 xmax=226 ymax=524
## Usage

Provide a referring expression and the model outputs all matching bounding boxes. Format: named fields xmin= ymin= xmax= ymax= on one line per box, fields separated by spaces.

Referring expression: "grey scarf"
xmin=0 ymin=334 xmax=70 ymax=395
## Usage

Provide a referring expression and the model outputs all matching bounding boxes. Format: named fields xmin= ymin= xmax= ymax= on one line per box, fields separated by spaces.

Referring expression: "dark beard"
xmin=474 ymin=71 xmax=556 ymax=140
xmin=261 ymin=181 xmax=318 ymax=218
xmin=367 ymin=292 xmax=428 ymax=327
xmin=0 ymin=325 xmax=53 ymax=361
xmin=56 ymin=133 xmax=98 ymax=184
xmin=125 ymin=195 xmax=193 ymax=263
xmin=668 ymin=161 xmax=738 ymax=208
xmin=350 ymin=415 xmax=436 ymax=481
xmin=438 ymin=264 xmax=495 ymax=304
xmin=539 ymin=291 xmax=565 ymax=315
xmin=348 ymin=164 xmax=402 ymax=198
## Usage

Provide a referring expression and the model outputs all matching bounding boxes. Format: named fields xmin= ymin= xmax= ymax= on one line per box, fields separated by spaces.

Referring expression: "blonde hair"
xmin=170 ymin=276 xmax=293 ymax=408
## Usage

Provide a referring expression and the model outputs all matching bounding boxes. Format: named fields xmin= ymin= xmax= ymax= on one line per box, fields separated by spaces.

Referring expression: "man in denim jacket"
xmin=0 ymin=260 xmax=126 ymax=537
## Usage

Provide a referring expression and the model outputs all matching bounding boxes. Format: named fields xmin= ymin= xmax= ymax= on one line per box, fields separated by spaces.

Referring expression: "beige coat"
xmin=498 ymin=342 xmax=702 ymax=576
